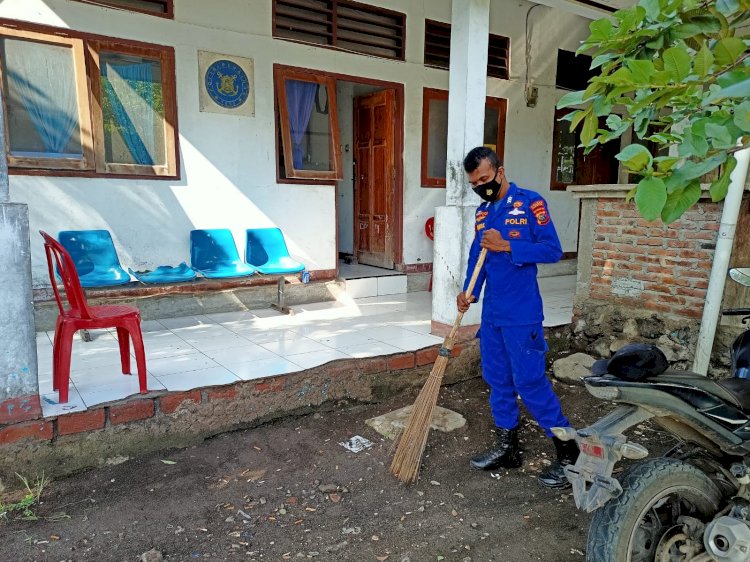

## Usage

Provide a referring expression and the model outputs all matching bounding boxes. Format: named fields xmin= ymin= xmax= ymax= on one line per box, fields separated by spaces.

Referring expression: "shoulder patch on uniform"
xmin=530 ymin=200 xmax=550 ymax=226
xmin=476 ymin=210 xmax=488 ymax=222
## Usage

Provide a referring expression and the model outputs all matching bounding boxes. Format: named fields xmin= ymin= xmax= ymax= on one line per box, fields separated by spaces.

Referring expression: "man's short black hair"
xmin=463 ymin=146 xmax=502 ymax=173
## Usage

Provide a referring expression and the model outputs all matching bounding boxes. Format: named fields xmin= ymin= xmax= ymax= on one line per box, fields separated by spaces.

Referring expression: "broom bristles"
xmin=390 ymin=356 xmax=450 ymax=483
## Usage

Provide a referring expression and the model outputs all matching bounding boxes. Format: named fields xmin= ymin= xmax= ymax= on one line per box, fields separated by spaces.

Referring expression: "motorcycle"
xmin=555 ymin=267 xmax=750 ymax=562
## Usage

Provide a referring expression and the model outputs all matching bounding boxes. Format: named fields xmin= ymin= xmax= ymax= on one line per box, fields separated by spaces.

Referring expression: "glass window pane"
xmin=483 ymin=106 xmax=499 ymax=152
xmin=554 ymin=119 xmax=577 ymax=185
xmin=2 ymin=38 xmax=83 ymax=159
xmin=99 ymin=52 xmax=165 ymax=166
xmin=284 ymin=78 xmax=333 ymax=172
xmin=426 ymin=97 xmax=448 ymax=179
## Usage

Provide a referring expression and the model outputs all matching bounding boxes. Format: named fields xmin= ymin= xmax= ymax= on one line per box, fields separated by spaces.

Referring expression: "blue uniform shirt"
xmin=463 ymin=182 xmax=563 ymax=327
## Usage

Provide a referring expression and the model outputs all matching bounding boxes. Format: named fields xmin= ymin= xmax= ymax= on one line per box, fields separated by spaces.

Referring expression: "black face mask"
xmin=472 ymin=169 xmax=503 ymax=202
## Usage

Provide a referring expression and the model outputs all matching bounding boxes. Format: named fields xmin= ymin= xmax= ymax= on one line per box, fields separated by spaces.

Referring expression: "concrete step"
xmin=343 ymin=275 xmax=408 ymax=298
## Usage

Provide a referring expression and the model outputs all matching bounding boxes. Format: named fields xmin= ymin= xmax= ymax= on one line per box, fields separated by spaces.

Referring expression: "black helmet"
xmin=591 ymin=343 xmax=669 ymax=381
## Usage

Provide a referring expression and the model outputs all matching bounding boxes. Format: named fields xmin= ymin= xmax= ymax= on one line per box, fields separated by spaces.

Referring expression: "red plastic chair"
xmin=425 ymin=218 xmax=435 ymax=292
xmin=40 ymin=231 xmax=147 ymax=403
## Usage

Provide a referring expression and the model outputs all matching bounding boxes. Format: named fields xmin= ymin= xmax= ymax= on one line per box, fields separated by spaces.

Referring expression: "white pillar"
xmin=432 ymin=0 xmax=490 ymax=329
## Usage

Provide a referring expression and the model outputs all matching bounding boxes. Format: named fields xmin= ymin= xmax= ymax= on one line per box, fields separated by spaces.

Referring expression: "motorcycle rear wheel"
xmin=586 ymin=458 xmax=721 ymax=562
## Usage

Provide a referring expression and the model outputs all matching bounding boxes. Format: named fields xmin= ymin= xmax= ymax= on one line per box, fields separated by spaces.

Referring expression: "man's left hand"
xmin=481 ymin=229 xmax=511 ymax=253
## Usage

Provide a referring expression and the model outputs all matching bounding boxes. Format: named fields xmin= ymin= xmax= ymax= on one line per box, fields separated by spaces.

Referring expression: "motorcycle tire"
xmin=586 ymin=457 xmax=721 ymax=562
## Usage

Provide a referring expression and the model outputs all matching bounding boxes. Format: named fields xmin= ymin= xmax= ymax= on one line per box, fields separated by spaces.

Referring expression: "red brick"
xmin=160 ymin=390 xmax=201 ymax=414
xmin=109 ymin=399 xmax=154 ymax=425
xmin=206 ymin=387 xmax=238 ymax=401
xmin=0 ymin=395 xmax=42 ymax=424
xmin=0 ymin=421 xmax=53 ymax=445
xmin=388 ymin=353 xmax=415 ymax=370
xmin=416 ymin=346 xmax=439 ymax=367
xmin=255 ymin=378 xmax=285 ymax=394
xmin=58 ymin=409 xmax=105 ymax=435
xmin=451 ymin=344 xmax=463 ymax=358
xmin=598 ymin=210 xmax=622 ymax=218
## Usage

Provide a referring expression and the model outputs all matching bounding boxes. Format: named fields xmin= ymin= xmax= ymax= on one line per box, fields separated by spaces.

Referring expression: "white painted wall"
xmin=1 ymin=0 xmax=594 ymax=288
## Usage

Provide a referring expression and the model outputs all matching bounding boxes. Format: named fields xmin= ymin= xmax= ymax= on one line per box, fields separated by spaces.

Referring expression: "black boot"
xmin=538 ymin=436 xmax=579 ymax=489
xmin=470 ymin=427 xmax=522 ymax=470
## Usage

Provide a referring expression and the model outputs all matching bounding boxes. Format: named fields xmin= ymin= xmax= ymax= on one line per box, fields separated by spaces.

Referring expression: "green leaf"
xmin=161 ymin=460 xmax=177 ymax=465
xmin=589 ymin=18 xmax=614 ymax=41
xmin=591 ymin=53 xmax=618 ymax=69
xmin=581 ymin=112 xmax=599 ymax=146
xmin=661 ymin=181 xmax=702 ymax=223
xmin=708 ymin=77 xmax=750 ymax=102
xmin=636 ymin=177 xmax=668 ymax=222
xmin=678 ymin=132 xmax=710 ymax=158
xmin=663 ymin=46 xmax=692 ymax=81
xmin=710 ymin=155 xmax=738 ymax=201
xmin=705 ymin=122 xmax=735 ymax=149
xmin=616 ymin=143 xmax=653 ymax=172
xmin=716 ymin=0 xmax=740 ymax=16
xmin=694 ymin=43 xmax=714 ymax=78
xmin=626 ymin=60 xmax=656 ymax=84
xmin=640 ymin=0 xmax=661 ymax=19
xmin=557 ymin=90 xmax=586 ymax=109
xmin=625 ymin=186 xmax=638 ymax=203
xmin=606 ymin=114 xmax=623 ymax=130
xmin=655 ymin=156 xmax=680 ymax=173
xmin=735 ymin=101 xmax=750 ymax=132
xmin=714 ymin=37 xmax=746 ymax=67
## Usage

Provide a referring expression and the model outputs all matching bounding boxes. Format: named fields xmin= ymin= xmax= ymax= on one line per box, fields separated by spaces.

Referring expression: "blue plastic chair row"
xmin=57 ymin=228 xmax=304 ymax=288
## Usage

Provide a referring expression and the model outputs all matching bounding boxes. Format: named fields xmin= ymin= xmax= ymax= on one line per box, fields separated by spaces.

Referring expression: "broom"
xmin=390 ymin=247 xmax=488 ymax=483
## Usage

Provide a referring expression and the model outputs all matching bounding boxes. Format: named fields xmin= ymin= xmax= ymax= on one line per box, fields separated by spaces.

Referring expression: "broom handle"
xmin=444 ymin=247 xmax=488 ymax=348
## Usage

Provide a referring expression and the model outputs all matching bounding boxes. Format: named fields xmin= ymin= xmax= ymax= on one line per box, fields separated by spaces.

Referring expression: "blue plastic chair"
xmin=57 ymin=230 xmax=132 ymax=288
xmin=190 ymin=229 xmax=256 ymax=279
xmin=245 ymin=228 xmax=305 ymax=274
xmin=128 ymin=262 xmax=197 ymax=284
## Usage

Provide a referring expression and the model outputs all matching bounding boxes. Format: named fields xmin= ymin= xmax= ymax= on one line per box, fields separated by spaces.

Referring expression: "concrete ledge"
xmin=0 ymin=342 xmax=482 ymax=487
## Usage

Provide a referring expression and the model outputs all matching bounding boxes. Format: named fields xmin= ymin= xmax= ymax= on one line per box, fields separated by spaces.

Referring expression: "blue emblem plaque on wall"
xmin=204 ymin=59 xmax=250 ymax=109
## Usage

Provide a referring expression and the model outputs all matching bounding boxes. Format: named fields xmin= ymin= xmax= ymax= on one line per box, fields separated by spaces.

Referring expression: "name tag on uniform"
xmin=505 ymin=218 xmax=528 ymax=226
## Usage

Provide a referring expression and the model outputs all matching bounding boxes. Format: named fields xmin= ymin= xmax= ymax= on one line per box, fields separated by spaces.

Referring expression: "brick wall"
xmin=589 ymin=199 xmax=720 ymax=319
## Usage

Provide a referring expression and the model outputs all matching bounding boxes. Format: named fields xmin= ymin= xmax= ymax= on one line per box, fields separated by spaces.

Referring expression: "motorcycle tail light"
xmin=581 ymin=441 xmax=605 ymax=458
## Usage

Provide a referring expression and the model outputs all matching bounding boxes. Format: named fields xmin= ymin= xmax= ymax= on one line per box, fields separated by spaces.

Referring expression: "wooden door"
xmin=354 ymin=89 xmax=395 ymax=269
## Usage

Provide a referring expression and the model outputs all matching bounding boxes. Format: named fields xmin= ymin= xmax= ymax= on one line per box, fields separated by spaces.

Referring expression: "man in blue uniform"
xmin=456 ymin=146 xmax=578 ymax=489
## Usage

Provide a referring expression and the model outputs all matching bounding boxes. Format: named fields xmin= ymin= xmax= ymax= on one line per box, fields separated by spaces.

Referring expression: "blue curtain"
xmin=102 ymin=63 xmax=155 ymax=166
xmin=285 ymin=80 xmax=318 ymax=170
xmin=5 ymin=40 xmax=79 ymax=156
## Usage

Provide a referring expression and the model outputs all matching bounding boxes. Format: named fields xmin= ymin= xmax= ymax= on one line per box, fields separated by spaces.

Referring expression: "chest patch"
xmin=505 ymin=218 xmax=528 ymax=226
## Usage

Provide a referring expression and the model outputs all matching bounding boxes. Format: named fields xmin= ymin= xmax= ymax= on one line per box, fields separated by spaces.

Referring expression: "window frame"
xmin=88 ymin=40 xmax=178 ymax=177
xmin=420 ymin=87 xmax=507 ymax=188
xmin=0 ymin=27 xmax=96 ymax=171
xmin=72 ymin=0 xmax=174 ymax=19
xmin=272 ymin=0 xmax=406 ymax=62
xmin=274 ymin=66 xmax=343 ymax=182
xmin=0 ymin=19 xmax=180 ymax=180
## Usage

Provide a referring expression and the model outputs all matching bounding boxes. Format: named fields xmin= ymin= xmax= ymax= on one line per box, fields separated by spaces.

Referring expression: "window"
xmin=72 ymin=0 xmax=173 ymax=18
xmin=421 ymin=88 xmax=507 ymax=188
xmin=0 ymin=22 xmax=179 ymax=178
xmin=550 ymin=108 xmax=619 ymax=190
xmin=273 ymin=0 xmax=406 ymax=61
xmin=275 ymin=67 xmax=342 ymax=181
xmin=424 ymin=20 xmax=509 ymax=80
xmin=556 ymin=50 xmax=594 ymax=91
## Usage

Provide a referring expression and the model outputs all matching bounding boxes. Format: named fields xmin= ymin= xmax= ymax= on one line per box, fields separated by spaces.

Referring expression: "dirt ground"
xmin=0 ymin=376 xmax=675 ymax=562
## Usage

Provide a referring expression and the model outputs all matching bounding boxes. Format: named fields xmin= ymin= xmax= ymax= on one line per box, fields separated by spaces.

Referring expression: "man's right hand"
xmin=457 ymin=292 xmax=476 ymax=313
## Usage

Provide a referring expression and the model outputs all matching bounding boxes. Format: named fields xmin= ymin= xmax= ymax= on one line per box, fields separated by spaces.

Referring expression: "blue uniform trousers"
xmin=479 ymin=322 xmax=569 ymax=437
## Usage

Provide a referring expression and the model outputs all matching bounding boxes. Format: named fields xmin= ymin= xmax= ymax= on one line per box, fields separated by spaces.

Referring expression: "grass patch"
xmin=0 ymin=473 xmax=49 ymax=522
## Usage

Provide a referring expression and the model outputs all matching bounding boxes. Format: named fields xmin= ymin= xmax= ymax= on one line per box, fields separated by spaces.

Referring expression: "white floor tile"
xmin=358 ymin=325 xmax=424 ymax=343
xmin=316 ymin=333 xmax=377 ymax=350
xmin=142 ymin=341 xmax=197 ymax=360
xmin=76 ymin=374 xmax=164 ymax=407
xmin=339 ymin=341 xmax=403 ymax=358
xmin=377 ymin=275 xmax=407 ymax=296
xmin=41 ymin=386 xmax=87 ymax=417
xmin=286 ymin=349 xmax=350 ymax=369
xmin=205 ymin=310 xmax=257 ymax=324
xmin=205 ymin=343 xmax=279 ymax=365
xmin=344 ymin=277 xmax=378 ymax=298
xmin=156 ymin=366 xmax=240 ymax=392
xmin=228 ymin=357 xmax=302 ymax=380
xmin=140 ymin=320 xmax=167 ymax=332
xmin=380 ymin=333 xmax=443 ymax=351
xmin=260 ymin=337 xmax=330 ymax=356
xmin=232 ymin=328 xmax=300 ymax=344
xmin=147 ymin=352 xmax=219 ymax=377
xmin=183 ymin=334 xmax=252 ymax=353
xmin=158 ymin=315 xmax=217 ymax=330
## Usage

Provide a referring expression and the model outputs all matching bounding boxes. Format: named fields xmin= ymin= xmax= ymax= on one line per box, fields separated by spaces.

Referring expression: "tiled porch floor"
xmin=36 ymin=275 xmax=576 ymax=418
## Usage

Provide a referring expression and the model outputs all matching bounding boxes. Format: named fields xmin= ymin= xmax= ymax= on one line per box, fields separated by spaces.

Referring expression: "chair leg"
xmin=116 ymin=327 xmax=131 ymax=375
xmin=52 ymin=316 xmax=63 ymax=392
xmin=56 ymin=324 xmax=75 ymax=404
xmin=127 ymin=320 xmax=148 ymax=394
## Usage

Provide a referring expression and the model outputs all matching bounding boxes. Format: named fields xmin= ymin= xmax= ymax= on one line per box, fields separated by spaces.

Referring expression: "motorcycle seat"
xmin=587 ymin=370 xmax=750 ymax=413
